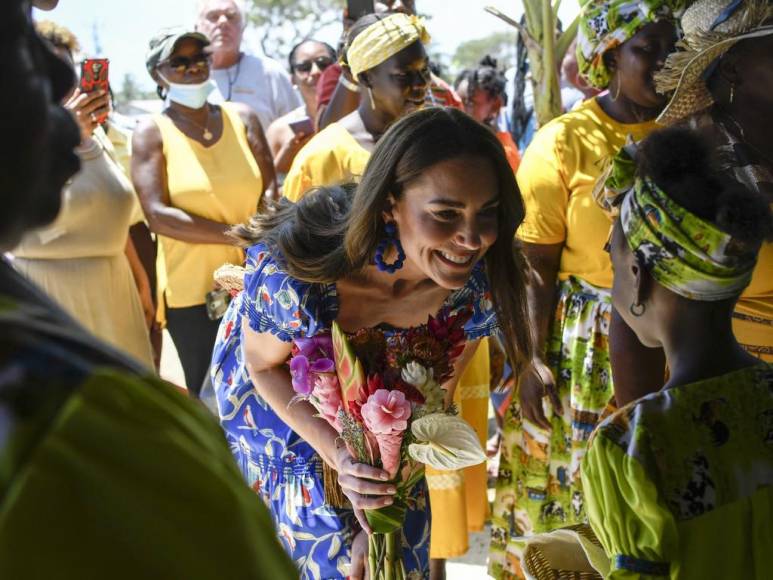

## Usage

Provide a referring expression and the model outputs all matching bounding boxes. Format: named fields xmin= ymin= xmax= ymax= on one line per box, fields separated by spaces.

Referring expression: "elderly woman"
xmin=13 ymin=20 xmax=154 ymax=369
xmin=611 ymin=0 xmax=773 ymax=406
xmin=0 ymin=2 xmax=295 ymax=577
xmin=266 ymin=39 xmax=336 ymax=177
xmin=584 ymin=124 xmax=772 ymax=578
xmin=211 ymin=107 xmax=532 ymax=579
xmin=489 ymin=1 xmax=684 ymax=576
xmin=132 ymin=28 xmax=276 ymax=395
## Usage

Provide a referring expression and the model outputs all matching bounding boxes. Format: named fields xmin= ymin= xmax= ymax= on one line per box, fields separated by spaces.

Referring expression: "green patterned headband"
xmin=577 ymin=0 xmax=686 ymax=89
xmin=619 ymin=177 xmax=757 ymax=301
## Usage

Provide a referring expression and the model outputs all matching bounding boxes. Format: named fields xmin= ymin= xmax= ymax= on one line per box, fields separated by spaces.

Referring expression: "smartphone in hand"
xmin=288 ymin=116 xmax=315 ymax=137
xmin=80 ymin=58 xmax=110 ymax=123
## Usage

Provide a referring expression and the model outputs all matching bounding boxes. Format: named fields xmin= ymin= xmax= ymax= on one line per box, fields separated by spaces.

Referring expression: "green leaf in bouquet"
xmin=331 ymin=321 xmax=365 ymax=411
xmin=365 ymin=501 xmax=407 ymax=534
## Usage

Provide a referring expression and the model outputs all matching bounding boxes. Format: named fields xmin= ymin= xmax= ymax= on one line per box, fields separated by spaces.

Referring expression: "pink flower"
xmin=312 ymin=374 xmax=343 ymax=432
xmin=375 ymin=430 xmax=403 ymax=479
xmin=361 ymin=389 xmax=411 ymax=435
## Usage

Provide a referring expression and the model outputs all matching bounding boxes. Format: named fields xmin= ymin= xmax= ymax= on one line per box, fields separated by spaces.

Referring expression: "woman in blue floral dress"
xmin=211 ymin=108 xmax=533 ymax=579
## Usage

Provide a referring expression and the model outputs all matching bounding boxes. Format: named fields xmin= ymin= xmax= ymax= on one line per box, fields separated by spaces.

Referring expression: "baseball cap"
xmin=145 ymin=28 xmax=210 ymax=75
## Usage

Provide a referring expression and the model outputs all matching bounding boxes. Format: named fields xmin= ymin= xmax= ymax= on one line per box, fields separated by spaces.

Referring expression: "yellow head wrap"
xmin=347 ymin=13 xmax=430 ymax=79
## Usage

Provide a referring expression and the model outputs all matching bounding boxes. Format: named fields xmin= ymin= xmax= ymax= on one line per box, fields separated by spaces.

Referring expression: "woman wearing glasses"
xmin=131 ymin=29 xmax=276 ymax=396
xmin=266 ymin=39 xmax=336 ymax=178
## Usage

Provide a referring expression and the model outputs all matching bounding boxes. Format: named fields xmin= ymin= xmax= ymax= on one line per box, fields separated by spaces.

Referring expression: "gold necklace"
xmin=171 ymin=106 xmax=213 ymax=141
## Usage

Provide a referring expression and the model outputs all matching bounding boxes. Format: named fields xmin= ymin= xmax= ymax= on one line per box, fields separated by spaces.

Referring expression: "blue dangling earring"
xmin=374 ymin=222 xmax=405 ymax=273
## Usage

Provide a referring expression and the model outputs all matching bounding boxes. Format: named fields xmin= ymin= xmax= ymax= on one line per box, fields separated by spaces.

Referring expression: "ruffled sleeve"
xmin=582 ymin=415 xmax=680 ymax=579
xmin=238 ymin=244 xmax=337 ymax=342
xmin=447 ymin=261 xmax=499 ymax=340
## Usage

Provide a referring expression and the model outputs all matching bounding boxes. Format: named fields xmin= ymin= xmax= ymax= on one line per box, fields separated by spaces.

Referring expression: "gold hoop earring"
xmin=367 ymin=87 xmax=376 ymax=110
xmin=611 ymin=79 xmax=622 ymax=102
xmin=630 ymin=301 xmax=645 ymax=317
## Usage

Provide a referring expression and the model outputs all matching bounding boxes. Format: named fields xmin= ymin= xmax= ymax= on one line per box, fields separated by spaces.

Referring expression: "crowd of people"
xmin=1 ymin=0 xmax=771 ymax=579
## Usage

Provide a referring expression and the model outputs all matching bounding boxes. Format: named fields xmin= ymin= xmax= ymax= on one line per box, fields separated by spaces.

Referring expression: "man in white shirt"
xmin=196 ymin=0 xmax=301 ymax=132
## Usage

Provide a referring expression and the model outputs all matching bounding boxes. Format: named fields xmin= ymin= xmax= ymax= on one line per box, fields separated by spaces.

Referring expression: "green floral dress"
xmin=583 ymin=363 xmax=773 ymax=578
xmin=490 ymin=277 xmax=614 ymax=578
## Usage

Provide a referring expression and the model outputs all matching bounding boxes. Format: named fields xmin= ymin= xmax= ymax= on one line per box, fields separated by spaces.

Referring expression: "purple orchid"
xmin=290 ymin=335 xmax=336 ymax=395
xmin=290 ymin=355 xmax=312 ymax=395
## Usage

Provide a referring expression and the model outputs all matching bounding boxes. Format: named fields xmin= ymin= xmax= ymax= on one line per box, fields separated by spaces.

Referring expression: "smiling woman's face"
xmin=389 ymin=154 xmax=500 ymax=290
xmin=362 ymin=40 xmax=430 ymax=122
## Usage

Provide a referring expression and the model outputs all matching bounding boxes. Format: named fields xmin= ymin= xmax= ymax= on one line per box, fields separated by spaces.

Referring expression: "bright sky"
xmin=36 ymin=1 xmax=580 ymax=91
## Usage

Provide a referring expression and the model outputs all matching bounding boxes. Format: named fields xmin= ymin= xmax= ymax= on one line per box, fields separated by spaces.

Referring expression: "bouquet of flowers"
xmin=289 ymin=308 xmax=486 ymax=580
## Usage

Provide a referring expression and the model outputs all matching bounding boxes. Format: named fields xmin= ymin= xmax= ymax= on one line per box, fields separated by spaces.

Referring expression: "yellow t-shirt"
xmin=153 ymin=103 xmax=263 ymax=308
xmin=517 ymin=97 xmax=659 ymax=289
xmin=282 ymin=122 xmax=370 ymax=202
xmin=734 ymin=243 xmax=773 ymax=361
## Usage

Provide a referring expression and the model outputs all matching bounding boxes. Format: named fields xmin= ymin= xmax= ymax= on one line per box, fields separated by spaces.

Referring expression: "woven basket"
xmin=522 ymin=524 xmax=607 ymax=580
xmin=213 ymin=263 xmax=246 ymax=294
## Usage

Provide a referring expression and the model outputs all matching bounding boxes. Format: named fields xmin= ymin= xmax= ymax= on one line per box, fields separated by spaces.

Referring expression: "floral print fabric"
xmin=490 ymin=276 xmax=614 ymax=579
xmin=583 ymin=363 xmax=773 ymax=578
xmin=620 ymin=175 xmax=758 ymax=301
xmin=211 ymin=243 xmax=499 ymax=579
xmin=577 ymin=0 xmax=686 ymax=88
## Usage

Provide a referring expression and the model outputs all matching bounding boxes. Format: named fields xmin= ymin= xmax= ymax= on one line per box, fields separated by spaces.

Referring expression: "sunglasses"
xmin=162 ymin=53 xmax=210 ymax=73
xmin=293 ymin=56 xmax=334 ymax=74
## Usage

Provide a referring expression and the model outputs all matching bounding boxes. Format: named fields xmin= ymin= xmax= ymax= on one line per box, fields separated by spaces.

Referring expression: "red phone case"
xmin=80 ymin=59 xmax=110 ymax=123
xmin=80 ymin=58 xmax=109 ymax=93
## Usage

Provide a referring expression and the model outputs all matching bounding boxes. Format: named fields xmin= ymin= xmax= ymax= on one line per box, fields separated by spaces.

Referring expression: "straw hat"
xmin=655 ymin=0 xmax=773 ymax=124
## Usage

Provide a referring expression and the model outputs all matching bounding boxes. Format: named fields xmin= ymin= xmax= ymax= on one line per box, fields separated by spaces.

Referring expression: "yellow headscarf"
xmin=347 ymin=13 xmax=430 ymax=79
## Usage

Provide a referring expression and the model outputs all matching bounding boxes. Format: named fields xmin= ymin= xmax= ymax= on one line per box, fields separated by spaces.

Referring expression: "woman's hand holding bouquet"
xmin=288 ymin=309 xmax=486 ymax=580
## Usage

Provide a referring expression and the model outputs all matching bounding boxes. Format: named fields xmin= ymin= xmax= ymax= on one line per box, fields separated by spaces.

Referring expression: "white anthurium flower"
xmin=401 ymin=361 xmax=430 ymax=388
xmin=408 ymin=413 xmax=486 ymax=470
xmin=402 ymin=362 xmax=444 ymax=412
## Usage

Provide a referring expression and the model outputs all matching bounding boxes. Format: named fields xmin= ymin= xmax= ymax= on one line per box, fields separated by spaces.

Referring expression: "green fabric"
xmin=490 ymin=277 xmax=614 ymax=579
xmin=145 ymin=28 xmax=210 ymax=75
xmin=582 ymin=363 xmax=773 ymax=579
xmin=595 ymin=141 xmax=638 ymax=218
xmin=0 ymin=274 xmax=297 ymax=580
xmin=577 ymin=0 xmax=686 ymax=89
xmin=0 ymin=371 xmax=297 ymax=579
xmin=620 ymin=176 xmax=758 ymax=301
xmin=0 ymin=368 xmax=298 ymax=579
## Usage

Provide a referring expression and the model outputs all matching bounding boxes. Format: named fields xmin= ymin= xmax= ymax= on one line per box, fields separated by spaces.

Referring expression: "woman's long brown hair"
xmin=232 ymin=107 xmax=533 ymax=374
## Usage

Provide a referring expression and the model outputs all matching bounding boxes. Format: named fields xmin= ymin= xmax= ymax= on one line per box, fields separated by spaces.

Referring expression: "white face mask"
xmin=159 ymin=72 xmax=215 ymax=109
